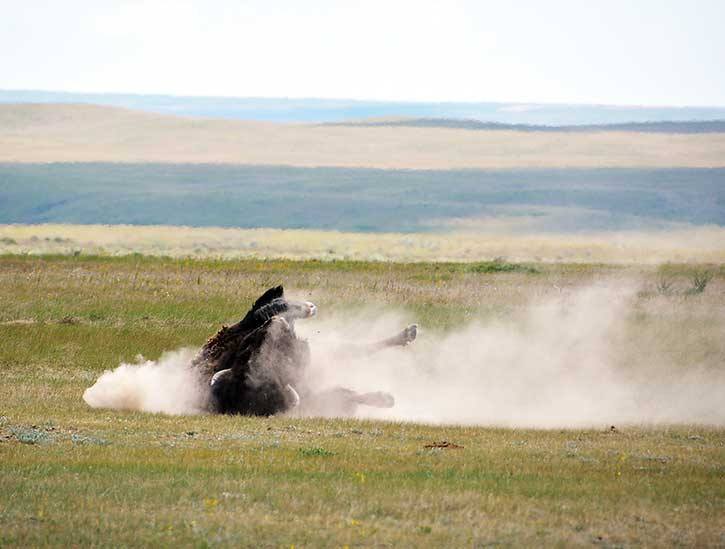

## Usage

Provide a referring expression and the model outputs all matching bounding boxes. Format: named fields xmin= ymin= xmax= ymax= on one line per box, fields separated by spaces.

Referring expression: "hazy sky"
xmin=1 ymin=0 xmax=724 ymax=106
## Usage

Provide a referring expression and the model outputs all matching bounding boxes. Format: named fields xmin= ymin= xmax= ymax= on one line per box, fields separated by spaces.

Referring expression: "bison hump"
xmin=251 ymin=285 xmax=284 ymax=312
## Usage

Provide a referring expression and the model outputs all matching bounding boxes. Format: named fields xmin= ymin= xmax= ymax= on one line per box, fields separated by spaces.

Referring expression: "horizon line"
xmin=3 ymin=87 xmax=725 ymax=111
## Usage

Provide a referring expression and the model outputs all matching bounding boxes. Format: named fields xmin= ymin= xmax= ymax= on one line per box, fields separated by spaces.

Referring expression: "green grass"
xmin=1 ymin=254 xmax=724 ymax=546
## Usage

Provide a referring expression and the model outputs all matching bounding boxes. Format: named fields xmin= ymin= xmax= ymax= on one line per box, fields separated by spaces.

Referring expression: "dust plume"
xmin=82 ymin=348 xmax=208 ymax=415
xmin=295 ymin=283 xmax=725 ymax=427
xmin=83 ymin=282 xmax=724 ymax=427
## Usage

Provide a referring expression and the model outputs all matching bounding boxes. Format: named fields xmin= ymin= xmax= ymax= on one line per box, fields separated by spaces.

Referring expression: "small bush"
xmin=687 ymin=271 xmax=713 ymax=294
xmin=11 ymin=427 xmax=53 ymax=445
xmin=656 ymin=278 xmax=675 ymax=295
xmin=71 ymin=434 xmax=110 ymax=446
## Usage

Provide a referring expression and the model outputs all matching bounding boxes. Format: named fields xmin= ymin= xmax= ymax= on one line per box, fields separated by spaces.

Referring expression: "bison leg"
xmin=353 ymin=391 xmax=395 ymax=408
xmin=334 ymin=324 xmax=418 ymax=359
xmin=371 ymin=324 xmax=417 ymax=351
xmin=295 ymin=387 xmax=395 ymax=418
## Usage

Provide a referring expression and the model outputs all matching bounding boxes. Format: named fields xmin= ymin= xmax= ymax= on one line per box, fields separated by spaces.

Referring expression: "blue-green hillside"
xmin=1 ymin=164 xmax=723 ymax=232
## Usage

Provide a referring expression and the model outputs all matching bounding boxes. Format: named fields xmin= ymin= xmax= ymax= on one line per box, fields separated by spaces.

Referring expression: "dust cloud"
xmin=83 ymin=283 xmax=725 ymax=427
xmin=82 ymin=348 xmax=208 ymax=415
xmin=296 ymin=283 xmax=724 ymax=427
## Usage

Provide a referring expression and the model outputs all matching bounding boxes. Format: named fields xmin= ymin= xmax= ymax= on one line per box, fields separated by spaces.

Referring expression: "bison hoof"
xmin=403 ymin=324 xmax=418 ymax=344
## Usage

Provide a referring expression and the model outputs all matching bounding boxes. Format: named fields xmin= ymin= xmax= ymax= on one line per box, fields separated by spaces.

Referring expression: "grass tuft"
xmin=298 ymin=447 xmax=336 ymax=457
xmin=467 ymin=259 xmax=539 ymax=274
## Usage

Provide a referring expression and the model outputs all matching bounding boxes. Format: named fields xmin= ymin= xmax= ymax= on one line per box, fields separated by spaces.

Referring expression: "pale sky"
xmin=1 ymin=0 xmax=724 ymax=106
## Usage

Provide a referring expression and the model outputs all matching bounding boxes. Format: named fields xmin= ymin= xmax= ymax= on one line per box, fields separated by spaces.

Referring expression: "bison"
xmin=193 ymin=285 xmax=417 ymax=417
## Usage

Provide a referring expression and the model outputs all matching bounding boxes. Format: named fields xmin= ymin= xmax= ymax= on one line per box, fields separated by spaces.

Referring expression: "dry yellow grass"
xmin=2 ymin=103 xmax=725 ymax=168
xmin=2 ymin=223 xmax=725 ymax=264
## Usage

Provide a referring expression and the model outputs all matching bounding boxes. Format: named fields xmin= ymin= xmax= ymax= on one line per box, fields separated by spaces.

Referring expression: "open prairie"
xmin=3 ymin=2 xmax=725 ymax=546
xmin=1 ymin=255 xmax=724 ymax=546
xmin=2 ymin=104 xmax=725 ymax=168
xmin=1 ymin=99 xmax=723 ymax=547
xmin=3 ymin=222 xmax=725 ymax=264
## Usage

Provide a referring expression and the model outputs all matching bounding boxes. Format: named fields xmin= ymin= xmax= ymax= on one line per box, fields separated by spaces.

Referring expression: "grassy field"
xmin=2 ymin=104 xmax=725 ymax=168
xmin=1 ymin=254 xmax=724 ymax=546
xmin=3 ymin=223 xmax=725 ymax=264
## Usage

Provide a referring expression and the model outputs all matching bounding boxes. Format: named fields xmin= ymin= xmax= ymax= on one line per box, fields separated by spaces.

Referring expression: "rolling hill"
xmin=1 ymin=102 xmax=724 ymax=235
xmin=2 ymin=104 xmax=725 ymax=169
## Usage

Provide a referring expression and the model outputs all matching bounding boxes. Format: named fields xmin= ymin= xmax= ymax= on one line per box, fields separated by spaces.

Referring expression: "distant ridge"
xmin=2 ymin=103 xmax=724 ymax=168
xmin=3 ymin=89 xmax=725 ymax=125
xmin=327 ymin=118 xmax=725 ymax=134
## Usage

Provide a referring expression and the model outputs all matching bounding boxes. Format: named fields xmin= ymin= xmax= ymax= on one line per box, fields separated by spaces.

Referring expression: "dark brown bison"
xmin=193 ymin=285 xmax=417 ymax=417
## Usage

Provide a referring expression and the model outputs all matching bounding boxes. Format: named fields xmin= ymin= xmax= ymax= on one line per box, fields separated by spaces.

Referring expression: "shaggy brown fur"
xmin=192 ymin=285 xmax=415 ymax=416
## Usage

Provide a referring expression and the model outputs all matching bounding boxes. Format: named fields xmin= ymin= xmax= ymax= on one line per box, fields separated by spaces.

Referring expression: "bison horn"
xmin=210 ymin=368 xmax=232 ymax=386
xmin=286 ymin=384 xmax=300 ymax=408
